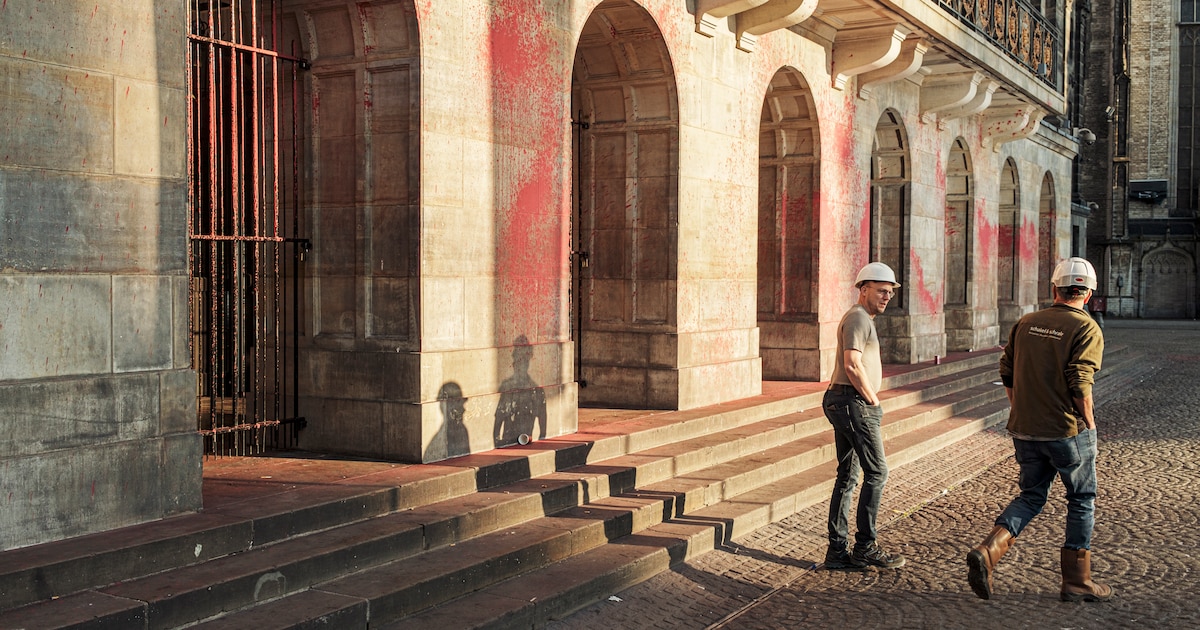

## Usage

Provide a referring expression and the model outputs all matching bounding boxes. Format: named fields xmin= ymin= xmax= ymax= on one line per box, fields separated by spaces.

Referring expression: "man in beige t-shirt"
xmin=822 ymin=262 xmax=906 ymax=570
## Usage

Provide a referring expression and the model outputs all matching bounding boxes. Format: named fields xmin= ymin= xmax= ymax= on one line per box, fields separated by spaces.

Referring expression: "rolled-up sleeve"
xmin=1065 ymin=324 xmax=1104 ymax=399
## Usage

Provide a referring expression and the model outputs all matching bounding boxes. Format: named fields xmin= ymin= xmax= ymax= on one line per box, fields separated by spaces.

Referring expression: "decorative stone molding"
xmin=857 ymin=36 xmax=929 ymax=99
xmin=695 ymin=0 xmax=771 ymax=37
xmin=920 ymin=71 xmax=984 ymax=115
xmin=831 ymin=24 xmax=910 ymax=91
xmin=939 ymin=80 xmax=1000 ymax=119
xmin=738 ymin=0 xmax=820 ymax=37
xmin=695 ymin=0 xmax=822 ymax=52
xmin=985 ymin=106 xmax=1046 ymax=150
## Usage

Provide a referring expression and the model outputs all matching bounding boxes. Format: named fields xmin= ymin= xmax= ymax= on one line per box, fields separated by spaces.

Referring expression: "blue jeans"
xmin=824 ymin=389 xmax=889 ymax=549
xmin=996 ymin=429 xmax=1098 ymax=550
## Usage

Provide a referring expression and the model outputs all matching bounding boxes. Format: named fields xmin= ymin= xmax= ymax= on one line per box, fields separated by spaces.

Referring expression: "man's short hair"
xmin=1055 ymin=285 xmax=1090 ymax=300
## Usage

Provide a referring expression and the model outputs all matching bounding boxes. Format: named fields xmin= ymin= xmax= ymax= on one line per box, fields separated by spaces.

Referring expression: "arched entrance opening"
xmin=871 ymin=110 xmax=912 ymax=362
xmin=571 ymin=0 xmax=679 ymax=408
xmin=1038 ymin=172 xmax=1057 ymax=306
xmin=757 ymin=67 xmax=820 ymax=381
xmin=998 ymin=158 xmax=1023 ymax=341
xmin=944 ymin=138 xmax=975 ymax=351
xmin=187 ymin=0 xmax=421 ymax=455
xmin=1141 ymin=245 xmax=1197 ymax=318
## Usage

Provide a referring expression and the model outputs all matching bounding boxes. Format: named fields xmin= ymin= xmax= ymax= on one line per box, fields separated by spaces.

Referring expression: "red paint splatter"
xmin=975 ymin=198 xmax=995 ymax=268
xmin=1019 ymin=216 xmax=1038 ymax=266
xmin=909 ymin=249 xmax=941 ymax=313
xmin=488 ymin=2 xmax=567 ymax=342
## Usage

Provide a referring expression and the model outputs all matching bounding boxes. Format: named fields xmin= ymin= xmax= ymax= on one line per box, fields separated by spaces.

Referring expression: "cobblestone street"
xmin=551 ymin=320 xmax=1200 ymax=629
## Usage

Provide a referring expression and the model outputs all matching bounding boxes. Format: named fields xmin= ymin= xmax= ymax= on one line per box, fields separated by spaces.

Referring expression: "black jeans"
xmin=823 ymin=387 xmax=889 ymax=549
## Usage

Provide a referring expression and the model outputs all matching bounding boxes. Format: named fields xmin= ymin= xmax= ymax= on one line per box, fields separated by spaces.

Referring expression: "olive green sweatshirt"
xmin=999 ymin=303 xmax=1104 ymax=438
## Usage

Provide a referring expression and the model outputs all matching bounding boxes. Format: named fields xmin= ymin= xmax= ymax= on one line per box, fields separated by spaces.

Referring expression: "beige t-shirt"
xmin=830 ymin=304 xmax=882 ymax=393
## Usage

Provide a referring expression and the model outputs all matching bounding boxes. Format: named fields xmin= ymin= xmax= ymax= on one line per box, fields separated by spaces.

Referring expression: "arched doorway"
xmin=998 ymin=158 xmax=1023 ymax=342
xmin=944 ymin=138 xmax=975 ymax=351
xmin=1141 ymin=245 xmax=1197 ymax=318
xmin=571 ymin=0 xmax=679 ymax=408
xmin=871 ymin=110 xmax=912 ymax=362
xmin=757 ymin=67 xmax=820 ymax=381
xmin=1038 ymin=172 xmax=1057 ymax=306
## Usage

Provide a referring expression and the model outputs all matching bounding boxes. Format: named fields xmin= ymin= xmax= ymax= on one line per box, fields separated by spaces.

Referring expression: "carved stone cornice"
xmin=695 ymin=0 xmax=772 ymax=37
xmin=984 ymin=106 xmax=1046 ymax=150
xmin=940 ymin=79 xmax=1000 ymax=119
xmin=831 ymin=24 xmax=910 ymax=91
xmin=857 ymin=36 xmax=929 ymax=99
xmin=921 ymin=71 xmax=984 ymax=115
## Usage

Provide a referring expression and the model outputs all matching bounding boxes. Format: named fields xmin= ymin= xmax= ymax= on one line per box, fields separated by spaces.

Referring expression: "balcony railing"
xmin=937 ymin=0 xmax=1063 ymax=92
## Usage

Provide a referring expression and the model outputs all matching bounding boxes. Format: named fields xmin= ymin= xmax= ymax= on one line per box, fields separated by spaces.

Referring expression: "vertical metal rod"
xmin=206 ymin=24 xmax=222 ymax=454
xmin=290 ymin=41 xmax=302 ymax=446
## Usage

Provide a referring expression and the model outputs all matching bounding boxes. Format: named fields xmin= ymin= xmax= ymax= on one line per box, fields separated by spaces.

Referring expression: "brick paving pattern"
xmin=551 ymin=320 xmax=1200 ymax=629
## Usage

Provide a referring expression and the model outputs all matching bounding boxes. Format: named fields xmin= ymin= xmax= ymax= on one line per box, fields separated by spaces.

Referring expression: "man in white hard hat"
xmin=822 ymin=262 xmax=906 ymax=570
xmin=966 ymin=256 xmax=1112 ymax=602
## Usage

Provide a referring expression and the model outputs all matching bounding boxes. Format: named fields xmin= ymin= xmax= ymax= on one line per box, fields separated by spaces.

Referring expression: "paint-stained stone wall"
xmin=0 ymin=1 xmax=200 ymax=549
xmin=351 ymin=0 xmax=1074 ymax=461
xmin=0 ymin=0 xmax=1079 ymax=550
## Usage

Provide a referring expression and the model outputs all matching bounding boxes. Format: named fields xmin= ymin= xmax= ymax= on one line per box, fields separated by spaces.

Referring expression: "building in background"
xmin=1 ymin=0 xmax=1085 ymax=550
xmin=1083 ymin=0 xmax=1199 ymax=318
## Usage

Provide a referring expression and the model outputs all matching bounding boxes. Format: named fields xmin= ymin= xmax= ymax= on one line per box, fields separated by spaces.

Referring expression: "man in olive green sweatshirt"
xmin=966 ymin=257 xmax=1113 ymax=603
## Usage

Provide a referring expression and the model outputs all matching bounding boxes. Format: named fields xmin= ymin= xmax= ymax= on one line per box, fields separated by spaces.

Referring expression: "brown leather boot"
xmin=966 ymin=525 xmax=1015 ymax=599
xmin=1060 ymin=548 xmax=1114 ymax=602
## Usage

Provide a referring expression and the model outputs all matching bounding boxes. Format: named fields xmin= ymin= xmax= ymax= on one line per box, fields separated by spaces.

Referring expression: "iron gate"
xmin=188 ymin=0 xmax=308 ymax=455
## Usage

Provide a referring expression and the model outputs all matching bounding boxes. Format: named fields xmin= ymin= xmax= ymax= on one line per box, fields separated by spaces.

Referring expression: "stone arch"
xmin=757 ymin=66 xmax=821 ymax=380
xmin=944 ymin=137 xmax=975 ymax=351
xmin=871 ymin=109 xmax=910 ymax=309
xmin=1038 ymin=171 xmax=1057 ymax=304
xmin=1140 ymin=244 xmax=1197 ymax=318
xmin=279 ymin=0 xmax=423 ymax=457
xmin=572 ymin=0 xmax=680 ymax=408
xmin=998 ymin=158 xmax=1021 ymax=304
xmin=997 ymin=158 xmax=1023 ymax=342
xmin=871 ymin=109 xmax=913 ymax=362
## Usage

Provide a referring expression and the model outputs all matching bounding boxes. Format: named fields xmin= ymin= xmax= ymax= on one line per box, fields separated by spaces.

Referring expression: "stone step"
xmin=389 ymin=402 xmax=1015 ymax=629
xmin=10 ymin=343 xmax=1121 ymax=629
xmin=171 ymin=397 xmax=1003 ymax=630
xmin=2 ymin=369 xmax=1002 ymax=629
xmin=0 ymin=352 xmax=1003 ymax=617
xmin=151 ymin=382 xmax=1008 ymax=628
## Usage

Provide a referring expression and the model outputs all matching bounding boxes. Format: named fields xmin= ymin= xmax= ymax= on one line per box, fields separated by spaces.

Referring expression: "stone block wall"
xmin=0 ymin=1 xmax=201 ymax=549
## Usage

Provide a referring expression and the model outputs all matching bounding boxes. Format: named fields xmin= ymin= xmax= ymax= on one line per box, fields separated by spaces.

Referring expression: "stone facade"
xmin=0 ymin=1 xmax=202 ymax=550
xmin=1083 ymin=0 xmax=1200 ymax=319
xmin=1 ymin=0 xmax=1078 ymax=549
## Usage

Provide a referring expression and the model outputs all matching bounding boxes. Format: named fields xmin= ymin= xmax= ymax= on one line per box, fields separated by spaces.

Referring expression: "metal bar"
xmin=289 ymin=40 xmax=303 ymax=447
xmin=200 ymin=420 xmax=281 ymax=436
xmin=188 ymin=33 xmax=305 ymax=63
xmin=190 ymin=234 xmax=286 ymax=242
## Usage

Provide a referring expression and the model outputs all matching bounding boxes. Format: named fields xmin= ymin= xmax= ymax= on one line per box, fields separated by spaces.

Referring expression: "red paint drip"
xmin=975 ymin=198 xmax=995 ymax=267
xmin=909 ymin=249 xmax=941 ymax=313
xmin=488 ymin=2 xmax=566 ymax=341
xmin=1019 ymin=216 xmax=1038 ymax=265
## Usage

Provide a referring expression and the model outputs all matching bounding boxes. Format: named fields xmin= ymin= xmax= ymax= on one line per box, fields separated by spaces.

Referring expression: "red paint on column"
xmin=1019 ymin=217 xmax=1038 ymax=265
xmin=909 ymin=249 xmax=941 ymax=313
xmin=488 ymin=3 xmax=567 ymax=341
xmin=975 ymin=198 xmax=995 ymax=267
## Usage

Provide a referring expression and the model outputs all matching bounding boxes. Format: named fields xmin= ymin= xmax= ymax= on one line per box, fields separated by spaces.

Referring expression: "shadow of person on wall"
xmin=425 ymin=381 xmax=471 ymax=461
xmin=493 ymin=335 xmax=547 ymax=448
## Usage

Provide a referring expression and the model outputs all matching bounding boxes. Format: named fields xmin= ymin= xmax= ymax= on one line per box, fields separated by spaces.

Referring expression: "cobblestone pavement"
xmin=551 ymin=319 xmax=1200 ymax=630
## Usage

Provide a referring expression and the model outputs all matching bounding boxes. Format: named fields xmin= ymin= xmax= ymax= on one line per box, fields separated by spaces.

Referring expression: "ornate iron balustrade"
xmin=937 ymin=0 xmax=1064 ymax=92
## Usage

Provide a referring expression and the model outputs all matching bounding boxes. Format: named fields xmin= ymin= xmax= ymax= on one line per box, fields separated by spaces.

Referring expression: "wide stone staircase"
xmin=0 ymin=345 xmax=1136 ymax=629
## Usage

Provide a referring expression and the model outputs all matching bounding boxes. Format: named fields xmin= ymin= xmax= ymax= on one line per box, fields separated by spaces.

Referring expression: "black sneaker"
xmin=824 ymin=546 xmax=868 ymax=570
xmin=852 ymin=542 xmax=906 ymax=568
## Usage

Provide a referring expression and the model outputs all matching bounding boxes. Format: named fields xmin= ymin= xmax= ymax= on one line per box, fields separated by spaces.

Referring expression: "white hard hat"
xmin=1051 ymin=257 xmax=1098 ymax=290
xmin=855 ymin=262 xmax=900 ymax=288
